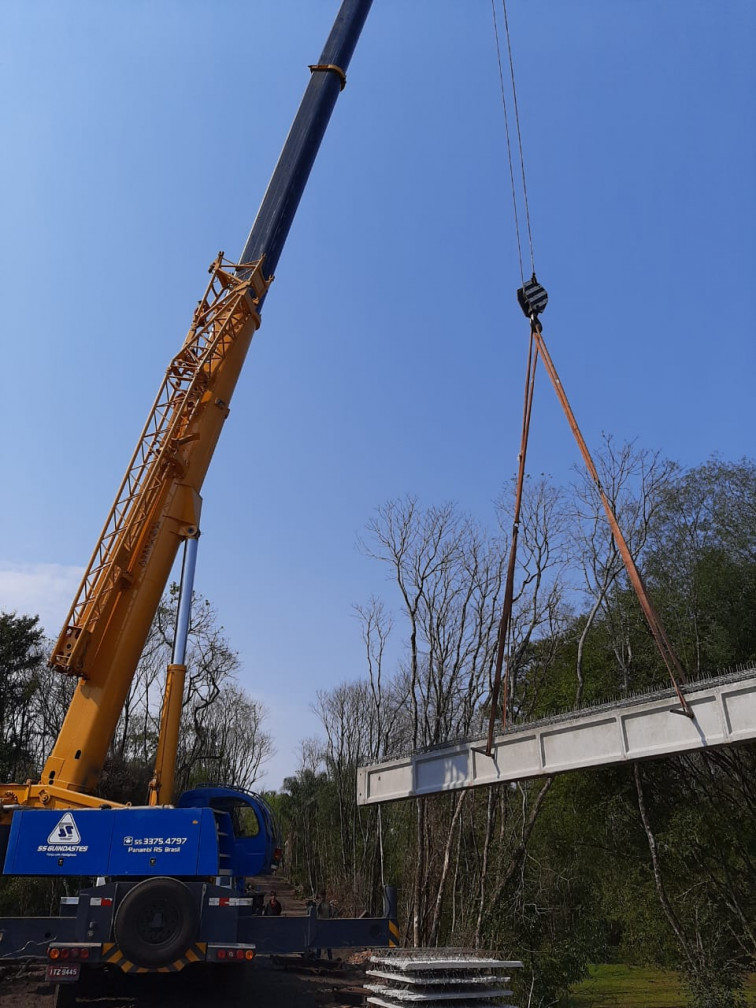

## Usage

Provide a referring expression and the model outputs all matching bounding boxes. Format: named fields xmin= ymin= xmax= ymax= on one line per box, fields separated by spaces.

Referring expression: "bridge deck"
xmin=356 ymin=670 xmax=756 ymax=805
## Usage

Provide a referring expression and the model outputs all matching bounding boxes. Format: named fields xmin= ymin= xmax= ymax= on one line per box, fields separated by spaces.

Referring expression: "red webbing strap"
xmin=486 ymin=329 xmax=539 ymax=754
xmin=531 ymin=323 xmax=693 ymax=719
xmin=486 ymin=319 xmax=693 ymax=755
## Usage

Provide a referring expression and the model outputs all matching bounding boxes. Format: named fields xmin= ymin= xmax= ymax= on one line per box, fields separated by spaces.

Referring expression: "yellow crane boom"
xmin=7 ymin=258 xmax=269 ymax=810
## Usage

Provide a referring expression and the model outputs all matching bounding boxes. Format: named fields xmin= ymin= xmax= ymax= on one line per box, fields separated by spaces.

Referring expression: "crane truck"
xmin=0 ymin=0 xmax=397 ymax=998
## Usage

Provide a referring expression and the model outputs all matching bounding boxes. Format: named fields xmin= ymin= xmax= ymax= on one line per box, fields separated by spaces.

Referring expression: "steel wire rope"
xmin=501 ymin=0 xmax=536 ymax=276
xmin=490 ymin=0 xmax=526 ymax=283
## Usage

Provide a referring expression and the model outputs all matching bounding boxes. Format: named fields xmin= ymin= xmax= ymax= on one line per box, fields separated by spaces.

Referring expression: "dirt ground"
xmin=0 ymin=955 xmax=372 ymax=1007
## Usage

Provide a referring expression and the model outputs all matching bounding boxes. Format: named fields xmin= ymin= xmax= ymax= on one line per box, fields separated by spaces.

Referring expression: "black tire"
xmin=113 ymin=877 xmax=198 ymax=968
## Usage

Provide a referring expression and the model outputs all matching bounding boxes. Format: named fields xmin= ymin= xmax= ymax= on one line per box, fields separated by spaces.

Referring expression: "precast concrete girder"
xmin=356 ymin=671 xmax=756 ymax=805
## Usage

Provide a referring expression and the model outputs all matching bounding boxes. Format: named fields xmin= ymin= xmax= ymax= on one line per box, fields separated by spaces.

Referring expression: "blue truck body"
xmin=5 ymin=806 xmax=221 ymax=877
xmin=3 ymin=785 xmax=279 ymax=882
xmin=0 ymin=784 xmax=398 ymax=973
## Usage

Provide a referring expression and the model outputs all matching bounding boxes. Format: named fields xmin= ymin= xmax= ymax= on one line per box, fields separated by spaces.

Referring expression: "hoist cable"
xmin=501 ymin=0 xmax=536 ymax=275
xmin=491 ymin=0 xmax=525 ymax=283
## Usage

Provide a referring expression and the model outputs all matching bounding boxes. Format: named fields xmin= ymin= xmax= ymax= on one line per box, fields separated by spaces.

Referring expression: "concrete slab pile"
xmin=366 ymin=951 xmax=523 ymax=1007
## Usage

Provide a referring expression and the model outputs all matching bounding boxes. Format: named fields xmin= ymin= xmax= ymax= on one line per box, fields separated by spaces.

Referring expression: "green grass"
xmin=568 ymin=964 xmax=756 ymax=1007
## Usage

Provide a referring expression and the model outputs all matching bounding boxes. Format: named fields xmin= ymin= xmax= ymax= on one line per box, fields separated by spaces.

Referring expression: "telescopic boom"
xmin=3 ymin=0 xmax=373 ymax=812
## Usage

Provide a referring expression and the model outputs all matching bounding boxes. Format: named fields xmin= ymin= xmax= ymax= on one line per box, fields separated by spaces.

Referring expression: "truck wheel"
xmin=113 ymin=877 xmax=198 ymax=968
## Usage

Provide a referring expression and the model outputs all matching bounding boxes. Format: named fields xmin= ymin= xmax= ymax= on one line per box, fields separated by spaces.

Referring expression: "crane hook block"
xmin=517 ymin=274 xmax=548 ymax=320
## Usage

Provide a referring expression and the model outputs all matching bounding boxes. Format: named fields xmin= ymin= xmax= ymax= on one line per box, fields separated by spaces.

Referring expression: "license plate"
xmin=46 ymin=963 xmax=81 ymax=982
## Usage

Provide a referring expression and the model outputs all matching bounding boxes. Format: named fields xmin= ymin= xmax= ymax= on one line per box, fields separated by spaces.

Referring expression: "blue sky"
xmin=1 ymin=1 xmax=753 ymax=790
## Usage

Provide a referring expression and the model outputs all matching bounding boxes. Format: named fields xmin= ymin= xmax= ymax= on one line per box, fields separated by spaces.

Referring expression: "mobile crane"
xmin=0 ymin=0 xmax=397 ymax=993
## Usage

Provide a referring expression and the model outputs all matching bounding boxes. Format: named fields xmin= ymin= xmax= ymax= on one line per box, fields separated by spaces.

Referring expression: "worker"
xmin=315 ymin=890 xmax=334 ymax=960
xmin=263 ymin=890 xmax=282 ymax=916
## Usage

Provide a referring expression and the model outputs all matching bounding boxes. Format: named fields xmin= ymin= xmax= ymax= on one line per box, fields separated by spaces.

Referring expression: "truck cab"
xmin=178 ymin=785 xmax=281 ymax=882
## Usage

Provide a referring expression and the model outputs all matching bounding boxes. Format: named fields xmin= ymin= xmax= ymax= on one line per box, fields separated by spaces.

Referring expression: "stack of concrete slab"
xmin=366 ymin=951 xmax=522 ymax=1007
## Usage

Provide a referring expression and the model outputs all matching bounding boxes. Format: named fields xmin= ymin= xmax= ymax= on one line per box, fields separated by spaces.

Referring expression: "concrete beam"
xmin=356 ymin=671 xmax=756 ymax=805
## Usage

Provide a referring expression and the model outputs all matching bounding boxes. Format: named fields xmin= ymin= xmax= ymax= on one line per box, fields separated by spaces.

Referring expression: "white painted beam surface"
xmin=356 ymin=672 xmax=756 ymax=805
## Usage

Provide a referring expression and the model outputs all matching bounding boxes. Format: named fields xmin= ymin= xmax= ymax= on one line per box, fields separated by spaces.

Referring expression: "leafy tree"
xmin=646 ymin=456 xmax=756 ymax=675
xmin=0 ymin=612 xmax=46 ymax=781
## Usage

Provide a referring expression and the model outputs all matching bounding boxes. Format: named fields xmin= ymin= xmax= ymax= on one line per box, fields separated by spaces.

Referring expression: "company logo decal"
xmin=47 ymin=812 xmax=82 ymax=845
xmin=37 ymin=812 xmax=89 ymax=856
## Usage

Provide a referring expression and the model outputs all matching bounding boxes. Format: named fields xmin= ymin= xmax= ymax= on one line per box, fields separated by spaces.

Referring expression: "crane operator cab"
xmin=178 ymin=785 xmax=281 ymax=887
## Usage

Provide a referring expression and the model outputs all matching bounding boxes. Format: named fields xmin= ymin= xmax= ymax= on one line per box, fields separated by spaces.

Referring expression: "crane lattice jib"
xmin=51 ymin=256 xmax=269 ymax=677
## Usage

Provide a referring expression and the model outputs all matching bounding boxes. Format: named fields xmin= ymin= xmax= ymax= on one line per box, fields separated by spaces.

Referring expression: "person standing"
xmin=315 ymin=889 xmax=334 ymax=960
xmin=263 ymin=890 xmax=282 ymax=916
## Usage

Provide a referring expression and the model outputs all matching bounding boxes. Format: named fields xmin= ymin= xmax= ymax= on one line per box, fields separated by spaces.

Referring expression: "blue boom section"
xmin=238 ymin=0 xmax=373 ymax=301
xmin=4 ymin=806 xmax=221 ymax=877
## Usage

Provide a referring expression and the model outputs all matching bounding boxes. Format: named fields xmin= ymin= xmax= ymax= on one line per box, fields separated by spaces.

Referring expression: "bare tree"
xmin=360 ymin=499 xmax=508 ymax=943
xmin=354 ymin=597 xmax=395 ymax=761
xmin=25 ymin=661 xmax=76 ymax=773
xmin=495 ymin=475 xmax=572 ymax=723
xmin=187 ymin=685 xmax=274 ymax=789
xmin=569 ymin=437 xmax=676 ymax=699
xmin=356 ymin=491 xmax=571 ymax=946
xmin=105 ymin=587 xmax=272 ymax=798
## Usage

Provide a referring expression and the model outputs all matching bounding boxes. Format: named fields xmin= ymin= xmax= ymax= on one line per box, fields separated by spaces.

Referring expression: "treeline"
xmin=272 ymin=450 xmax=755 ymax=1008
